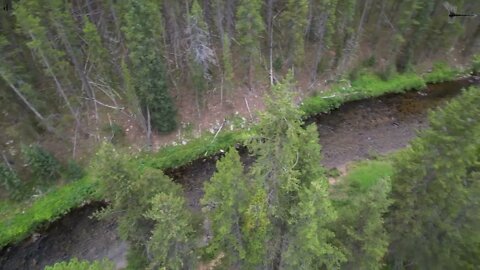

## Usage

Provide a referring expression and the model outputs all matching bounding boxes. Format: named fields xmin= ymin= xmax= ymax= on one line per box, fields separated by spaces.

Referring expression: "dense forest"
xmin=0 ymin=0 xmax=480 ymax=269
xmin=1 ymin=0 xmax=479 ymax=162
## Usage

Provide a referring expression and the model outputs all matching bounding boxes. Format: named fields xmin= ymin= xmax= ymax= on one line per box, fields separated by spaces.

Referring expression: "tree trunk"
xmin=267 ymin=0 xmax=275 ymax=86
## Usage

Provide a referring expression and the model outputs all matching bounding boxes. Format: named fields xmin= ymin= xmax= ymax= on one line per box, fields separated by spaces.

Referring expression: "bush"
xmin=102 ymin=123 xmax=125 ymax=145
xmin=21 ymin=144 xmax=60 ymax=185
xmin=44 ymin=258 xmax=115 ymax=270
xmin=424 ymin=62 xmax=458 ymax=83
xmin=472 ymin=54 xmax=480 ymax=75
xmin=64 ymin=160 xmax=85 ymax=182
xmin=0 ymin=163 xmax=23 ymax=200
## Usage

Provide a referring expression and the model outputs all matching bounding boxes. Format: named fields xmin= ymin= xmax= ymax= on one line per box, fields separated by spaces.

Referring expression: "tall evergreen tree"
xmin=387 ymin=87 xmax=480 ymax=269
xmin=202 ymin=147 xmax=268 ymax=268
xmin=332 ymin=164 xmax=392 ymax=270
xmin=249 ymin=72 xmax=344 ymax=269
xmin=93 ymin=143 xmax=195 ymax=269
xmin=235 ymin=0 xmax=264 ymax=89
xmin=122 ymin=0 xmax=176 ymax=133
xmin=280 ymin=0 xmax=309 ymax=67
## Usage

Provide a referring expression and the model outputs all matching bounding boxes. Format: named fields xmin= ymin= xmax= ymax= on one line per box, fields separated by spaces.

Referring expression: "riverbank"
xmin=0 ymin=67 xmax=476 ymax=251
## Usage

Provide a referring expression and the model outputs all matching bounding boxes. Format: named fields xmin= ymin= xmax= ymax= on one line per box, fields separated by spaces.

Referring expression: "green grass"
xmin=0 ymin=63 xmax=470 ymax=248
xmin=424 ymin=62 xmax=462 ymax=84
xmin=343 ymin=160 xmax=394 ymax=191
xmin=301 ymin=72 xmax=426 ymax=116
xmin=0 ymin=176 xmax=100 ymax=248
xmin=0 ymin=130 xmax=254 ymax=248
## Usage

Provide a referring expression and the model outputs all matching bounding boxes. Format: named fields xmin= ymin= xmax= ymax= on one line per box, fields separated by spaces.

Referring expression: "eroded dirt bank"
xmin=1 ymin=78 xmax=478 ymax=269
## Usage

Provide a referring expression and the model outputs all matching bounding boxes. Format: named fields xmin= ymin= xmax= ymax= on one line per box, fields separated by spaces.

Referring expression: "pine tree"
xmin=387 ymin=87 xmax=480 ymax=269
xmin=187 ymin=0 xmax=215 ymax=117
xmin=146 ymin=192 xmax=196 ymax=270
xmin=235 ymin=0 xmax=265 ymax=89
xmin=14 ymin=3 xmax=79 ymax=125
xmin=201 ymin=147 xmax=267 ymax=268
xmin=93 ymin=143 xmax=195 ymax=268
xmin=248 ymin=72 xmax=344 ymax=269
xmin=332 ymin=164 xmax=392 ymax=270
xmin=122 ymin=0 xmax=176 ymax=133
xmin=280 ymin=0 xmax=309 ymax=67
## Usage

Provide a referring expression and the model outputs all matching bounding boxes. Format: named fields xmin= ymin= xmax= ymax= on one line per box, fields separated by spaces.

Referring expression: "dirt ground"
xmin=0 ymin=77 xmax=477 ymax=270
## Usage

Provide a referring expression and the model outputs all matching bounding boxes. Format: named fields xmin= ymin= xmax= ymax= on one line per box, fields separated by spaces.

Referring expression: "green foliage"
xmin=64 ymin=159 xmax=85 ymax=182
xmin=387 ymin=87 xmax=480 ymax=269
xmin=236 ymin=0 xmax=264 ymax=60
xmin=332 ymin=161 xmax=392 ymax=270
xmin=0 ymin=175 xmax=98 ymax=248
xmin=123 ymin=0 xmax=176 ymax=132
xmin=247 ymin=72 xmax=344 ymax=268
xmin=202 ymin=147 xmax=261 ymax=267
xmin=146 ymin=192 xmax=196 ymax=270
xmin=424 ymin=62 xmax=459 ymax=83
xmin=0 ymin=163 xmax=22 ymax=200
xmin=21 ymin=144 xmax=60 ymax=185
xmin=301 ymin=72 xmax=426 ymax=116
xmin=93 ymin=143 xmax=195 ymax=268
xmin=44 ymin=258 xmax=115 ymax=270
xmin=102 ymin=123 xmax=125 ymax=145
xmin=343 ymin=160 xmax=393 ymax=191
xmin=280 ymin=0 xmax=309 ymax=66
xmin=472 ymin=54 xmax=480 ymax=75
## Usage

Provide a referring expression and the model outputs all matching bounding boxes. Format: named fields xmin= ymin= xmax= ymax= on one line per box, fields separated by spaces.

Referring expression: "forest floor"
xmin=0 ymin=78 xmax=478 ymax=270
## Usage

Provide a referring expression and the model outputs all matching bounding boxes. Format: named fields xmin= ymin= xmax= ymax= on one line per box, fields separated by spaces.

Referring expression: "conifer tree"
xmin=248 ymin=72 xmax=343 ymax=269
xmin=332 ymin=165 xmax=392 ymax=270
xmin=280 ymin=0 xmax=309 ymax=67
xmin=122 ymin=0 xmax=176 ymax=133
xmin=146 ymin=192 xmax=196 ymax=270
xmin=93 ymin=143 xmax=194 ymax=269
xmin=235 ymin=0 xmax=264 ymax=89
xmin=14 ymin=3 xmax=79 ymax=125
xmin=202 ymin=147 xmax=268 ymax=268
xmin=387 ymin=87 xmax=480 ymax=269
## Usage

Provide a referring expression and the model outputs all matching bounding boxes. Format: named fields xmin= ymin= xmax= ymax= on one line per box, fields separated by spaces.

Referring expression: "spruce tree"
xmin=280 ymin=0 xmax=309 ymax=67
xmin=122 ymin=0 xmax=176 ymax=132
xmin=202 ymin=147 xmax=268 ymax=268
xmin=332 ymin=164 xmax=392 ymax=270
xmin=387 ymin=87 xmax=480 ymax=269
xmin=235 ymin=0 xmax=264 ymax=88
xmin=93 ymin=143 xmax=195 ymax=269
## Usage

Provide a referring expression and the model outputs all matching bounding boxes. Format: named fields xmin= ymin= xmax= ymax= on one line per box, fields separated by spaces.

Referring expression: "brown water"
xmin=0 ymin=77 xmax=478 ymax=270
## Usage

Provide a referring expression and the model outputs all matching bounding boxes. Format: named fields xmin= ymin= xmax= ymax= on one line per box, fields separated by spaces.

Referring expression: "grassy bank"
xmin=0 ymin=64 xmax=471 ymax=249
xmin=0 ymin=130 xmax=253 ymax=248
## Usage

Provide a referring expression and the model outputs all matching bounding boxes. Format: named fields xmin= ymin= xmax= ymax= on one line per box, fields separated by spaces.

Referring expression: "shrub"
xmin=21 ymin=144 xmax=60 ymax=185
xmin=44 ymin=258 xmax=115 ymax=270
xmin=0 ymin=163 xmax=23 ymax=200
xmin=424 ymin=62 xmax=458 ymax=83
xmin=64 ymin=160 xmax=85 ymax=182
xmin=472 ymin=54 xmax=480 ymax=75
xmin=102 ymin=123 xmax=125 ymax=145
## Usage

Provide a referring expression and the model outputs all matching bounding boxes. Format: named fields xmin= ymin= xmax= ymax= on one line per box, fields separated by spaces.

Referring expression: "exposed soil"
xmin=0 ymin=77 xmax=478 ymax=269
xmin=0 ymin=202 xmax=127 ymax=270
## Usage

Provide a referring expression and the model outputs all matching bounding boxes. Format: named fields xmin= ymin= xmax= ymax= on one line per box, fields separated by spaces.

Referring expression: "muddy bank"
xmin=0 ymin=78 xmax=478 ymax=269
xmin=0 ymin=203 xmax=127 ymax=270
xmin=313 ymin=78 xmax=477 ymax=168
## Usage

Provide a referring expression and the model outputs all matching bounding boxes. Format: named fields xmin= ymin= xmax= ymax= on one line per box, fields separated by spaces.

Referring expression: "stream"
xmin=0 ymin=77 xmax=478 ymax=270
